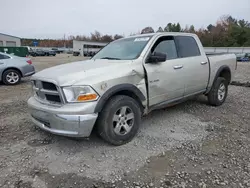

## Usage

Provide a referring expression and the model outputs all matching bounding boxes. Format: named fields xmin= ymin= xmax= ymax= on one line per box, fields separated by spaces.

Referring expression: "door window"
xmin=152 ymin=36 xmax=178 ymax=60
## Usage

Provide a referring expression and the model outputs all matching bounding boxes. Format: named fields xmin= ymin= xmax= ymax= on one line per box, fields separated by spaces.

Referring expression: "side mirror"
xmin=146 ymin=52 xmax=167 ymax=64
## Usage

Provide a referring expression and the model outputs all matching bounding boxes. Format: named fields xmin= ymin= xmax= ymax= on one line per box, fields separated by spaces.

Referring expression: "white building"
xmin=0 ymin=33 xmax=21 ymax=47
xmin=73 ymin=40 xmax=107 ymax=56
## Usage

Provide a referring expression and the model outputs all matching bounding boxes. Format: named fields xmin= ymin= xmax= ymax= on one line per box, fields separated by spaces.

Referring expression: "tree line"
xmin=141 ymin=15 xmax=250 ymax=47
xmin=21 ymin=15 xmax=250 ymax=48
xmin=21 ymin=32 xmax=123 ymax=48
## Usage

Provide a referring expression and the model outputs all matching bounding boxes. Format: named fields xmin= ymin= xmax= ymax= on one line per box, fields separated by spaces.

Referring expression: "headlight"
xmin=62 ymin=86 xmax=99 ymax=103
xmin=31 ymin=80 xmax=38 ymax=96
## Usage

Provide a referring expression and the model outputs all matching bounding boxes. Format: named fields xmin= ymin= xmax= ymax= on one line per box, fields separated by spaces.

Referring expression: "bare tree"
xmin=141 ymin=27 xmax=155 ymax=34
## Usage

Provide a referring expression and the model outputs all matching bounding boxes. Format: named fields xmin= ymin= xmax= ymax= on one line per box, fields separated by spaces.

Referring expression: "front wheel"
xmin=207 ymin=77 xmax=228 ymax=106
xmin=96 ymin=95 xmax=142 ymax=146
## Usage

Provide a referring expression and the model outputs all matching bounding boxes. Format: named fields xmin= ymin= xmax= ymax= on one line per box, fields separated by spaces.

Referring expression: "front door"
xmin=143 ymin=36 xmax=185 ymax=107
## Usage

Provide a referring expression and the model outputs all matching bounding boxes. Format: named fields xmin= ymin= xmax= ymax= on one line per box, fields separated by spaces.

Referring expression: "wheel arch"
xmin=206 ymin=65 xmax=231 ymax=94
xmin=2 ymin=67 xmax=23 ymax=80
xmin=215 ymin=65 xmax=231 ymax=84
xmin=94 ymin=84 xmax=146 ymax=113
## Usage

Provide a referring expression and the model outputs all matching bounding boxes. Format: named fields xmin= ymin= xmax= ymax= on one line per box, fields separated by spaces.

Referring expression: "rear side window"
xmin=175 ymin=36 xmax=201 ymax=58
xmin=0 ymin=54 xmax=10 ymax=59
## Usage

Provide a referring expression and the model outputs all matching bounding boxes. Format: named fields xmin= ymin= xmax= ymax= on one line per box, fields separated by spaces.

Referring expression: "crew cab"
xmin=27 ymin=32 xmax=236 ymax=145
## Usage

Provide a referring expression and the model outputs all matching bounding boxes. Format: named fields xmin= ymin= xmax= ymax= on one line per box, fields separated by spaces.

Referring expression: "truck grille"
xmin=32 ymin=80 xmax=63 ymax=104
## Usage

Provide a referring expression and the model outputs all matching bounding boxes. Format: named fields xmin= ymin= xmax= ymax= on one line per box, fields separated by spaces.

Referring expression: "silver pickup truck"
xmin=28 ymin=32 xmax=237 ymax=145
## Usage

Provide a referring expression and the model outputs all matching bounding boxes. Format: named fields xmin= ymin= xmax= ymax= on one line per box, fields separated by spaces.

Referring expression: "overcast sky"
xmin=1 ymin=0 xmax=250 ymax=39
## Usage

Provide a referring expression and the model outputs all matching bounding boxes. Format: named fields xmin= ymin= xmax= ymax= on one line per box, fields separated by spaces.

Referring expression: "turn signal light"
xmin=77 ymin=94 xmax=98 ymax=101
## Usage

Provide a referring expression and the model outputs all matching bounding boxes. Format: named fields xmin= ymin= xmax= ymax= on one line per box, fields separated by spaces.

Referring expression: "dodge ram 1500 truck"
xmin=28 ymin=32 xmax=237 ymax=145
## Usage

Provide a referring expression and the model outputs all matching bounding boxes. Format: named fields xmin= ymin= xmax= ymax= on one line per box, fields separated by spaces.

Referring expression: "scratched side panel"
xmin=88 ymin=60 xmax=147 ymax=106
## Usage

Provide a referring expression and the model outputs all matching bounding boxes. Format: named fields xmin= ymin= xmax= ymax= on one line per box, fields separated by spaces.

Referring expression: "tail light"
xmin=27 ymin=60 xmax=32 ymax=65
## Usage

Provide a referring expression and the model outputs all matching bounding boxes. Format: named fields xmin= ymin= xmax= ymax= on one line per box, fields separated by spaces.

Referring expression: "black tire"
xmin=2 ymin=69 xmax=21 ymax=85
xmin=96 ymin=95 xmax=142 ymax=146
xmin=207 ymin=77 xmax=228 ymax=106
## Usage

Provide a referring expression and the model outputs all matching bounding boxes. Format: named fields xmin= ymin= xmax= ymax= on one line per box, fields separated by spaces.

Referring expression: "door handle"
xmin=173 ymin=65 xmax=183 ymax=69
xmin=201 ymin=62 xmax=208 ymax=65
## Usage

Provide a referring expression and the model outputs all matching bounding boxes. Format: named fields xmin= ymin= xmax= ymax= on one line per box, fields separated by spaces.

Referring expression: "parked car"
xmin=83 ymin=51 xmax=88 ymax=56
xmin=44 ymin=50 xmax=56 ymax=56
xmin=0 ymin=52 xmax=35 ymax=85
xmin=28 ymin=33 xmax=236 ymax=145
xmin=28 ymin=49 xmax=36 ymax=57
xmin=29 ymin=49 xmax=46 ymax=57
xmin=83 ymin=51 xmax=96 ymax=57
xmin=52 ymin=48 xmax=64 ymax=54
xmin=73 ymin=51 xmax=80 ymax=56
xmin=236 ymin=53 xmax=250 ymax=62
xmin=35 ymin=49 xmax=46 ymax=56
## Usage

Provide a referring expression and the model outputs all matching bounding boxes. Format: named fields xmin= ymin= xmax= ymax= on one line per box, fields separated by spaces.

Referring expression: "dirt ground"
xmin=0 ymin=54 xmax=250 ymax=188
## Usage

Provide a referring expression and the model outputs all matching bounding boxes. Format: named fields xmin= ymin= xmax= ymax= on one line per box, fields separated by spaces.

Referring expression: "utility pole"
xmin=64 ymin=34 xmax=66 ymax=48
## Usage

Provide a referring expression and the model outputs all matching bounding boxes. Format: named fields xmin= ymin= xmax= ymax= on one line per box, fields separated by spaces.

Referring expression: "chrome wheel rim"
xmin=112 ymin=106 xmax=134 ymax=136
xmin=218 ymin=83 xmax=226 ymax=101
xmin=6 ymin=72 xmax=19 ymax=84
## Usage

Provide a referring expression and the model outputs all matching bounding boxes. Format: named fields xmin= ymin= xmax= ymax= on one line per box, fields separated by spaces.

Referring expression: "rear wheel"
xmin=96 ymin=95 xmax=142 ymax=146
xmin=207 ymin=77 xmax=228 ymax=106
xmin=2 ymin=69 xmax=21 ymax=85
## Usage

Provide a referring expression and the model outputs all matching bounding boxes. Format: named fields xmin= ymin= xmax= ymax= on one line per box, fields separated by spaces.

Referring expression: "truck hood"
xmin=32 ymin=59 xmax=133 ymax=86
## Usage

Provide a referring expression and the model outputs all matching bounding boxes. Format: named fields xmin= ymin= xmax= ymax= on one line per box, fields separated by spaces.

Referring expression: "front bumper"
xmin=27 ymin=97 xmax=98 ymax=137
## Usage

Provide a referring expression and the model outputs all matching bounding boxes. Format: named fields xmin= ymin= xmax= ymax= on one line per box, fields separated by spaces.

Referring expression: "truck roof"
xmin=126 ymin=32 xmax=197 ymax=39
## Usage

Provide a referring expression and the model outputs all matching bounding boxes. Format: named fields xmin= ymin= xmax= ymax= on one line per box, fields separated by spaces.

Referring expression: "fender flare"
xmin=94 ymin=84 xmax=146 ymax=113
xmin=213 ymin=65 xmax=231 ymax=84
xmin=206 ymin=65 xmax=231 ymax=94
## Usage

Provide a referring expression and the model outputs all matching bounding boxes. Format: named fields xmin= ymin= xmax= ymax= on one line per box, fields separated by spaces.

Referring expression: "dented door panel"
xmin=144 ymin=59 xmax=185 ymax=106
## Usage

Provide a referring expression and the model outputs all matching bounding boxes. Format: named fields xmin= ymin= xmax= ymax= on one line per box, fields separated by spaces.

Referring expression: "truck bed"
xmin=206 ymin=52 xmax=230 ymax=56
xmin=206 ymin=53 xmax=236 ymax=90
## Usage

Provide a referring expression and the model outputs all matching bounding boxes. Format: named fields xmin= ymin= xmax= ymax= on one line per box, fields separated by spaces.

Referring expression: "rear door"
xmin=174 ymin=35 xmax=209 ymax=96
xmin=0 ymin=53 xmax=10 ymax=64
xmin=0 ymin=54 xmax=10 ymax=75
xmin=143 ymin=36 xmax=185 ymax=106
xmin=0 ymin=54 xmax=4 ymax=66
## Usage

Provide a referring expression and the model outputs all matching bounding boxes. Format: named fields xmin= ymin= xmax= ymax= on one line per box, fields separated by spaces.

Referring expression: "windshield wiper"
xmin=100 ymin=57 xmax=121 ymax=60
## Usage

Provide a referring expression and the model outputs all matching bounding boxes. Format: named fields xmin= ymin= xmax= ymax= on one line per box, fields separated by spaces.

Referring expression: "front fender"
xmin=94 ymin=84 xmax=146 ymax=113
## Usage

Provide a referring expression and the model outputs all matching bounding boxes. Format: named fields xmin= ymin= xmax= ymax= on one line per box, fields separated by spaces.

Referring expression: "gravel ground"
xmin=233 ymin=62 xmax=250 ymax=83
xmin=0 ymin=56 xmax=249 ymax=188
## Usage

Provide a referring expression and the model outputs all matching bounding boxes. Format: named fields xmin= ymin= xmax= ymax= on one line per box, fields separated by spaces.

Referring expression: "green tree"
xmin=189 ymin=25 xmax=195 ymax=33
xmin=176 ymin=23 xmax=181 ymax=32
xmin=157 ymin=27 xmax=164 ymax=32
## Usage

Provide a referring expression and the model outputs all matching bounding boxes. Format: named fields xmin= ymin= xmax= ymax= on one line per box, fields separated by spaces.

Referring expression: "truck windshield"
xmin=92 ymin=36 xmax=152 ymax=60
